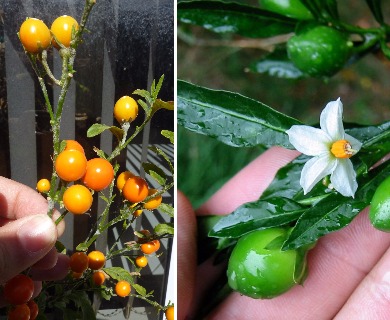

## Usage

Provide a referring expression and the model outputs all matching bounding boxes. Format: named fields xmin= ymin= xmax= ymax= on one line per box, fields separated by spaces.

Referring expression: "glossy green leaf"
xmin=283 ymin=161 xmax=390 ymax=250
xmin=178 ymin=1 xmax=297 ymax=38
xmin=209 ymin=197 xmax=305 ymax=238
xmin=178 ymin=80 xmax=301 ymax=148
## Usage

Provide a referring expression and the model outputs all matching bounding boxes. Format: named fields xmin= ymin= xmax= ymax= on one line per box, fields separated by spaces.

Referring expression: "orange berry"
xmin=143 ymin=188 xmax=163 ymax=210
xmin=65 ymin=139 xmax=85 ymax=153
xmin=114 ymin=96 xmax=138 ymax=123
xmin=165 ymin=306 xmax=174 ymax=320
xmin=82 ymin=158 xmax=114 ymax=191
xmin=69 ymin=252 xmax=89 ymax=273
xmin=36 ymin=178 xmax=50 ymax=193
xmin=7 ymin=304 xmax=30 ymax=320
xmin=115 ymin=280 xmax=131 ymax=297
xmin=135 ymin=256 xmax=148 ymax=268
xmin=55 ymin=150 xmax=87 ymax=181
xmin=51 ymin=15 xmax=79 ymax=48
xmin=116 ymin=171 xmax=134 ymax=191
xmin=122 ymin=176 xmax=148 ymax=203
xmin=87 ymin=250 xmax=106 ymax=270
xmin=63 ymin=184 xmax=93 ymax=214
xmin=92 ymin=270 xmax=106 ymax=286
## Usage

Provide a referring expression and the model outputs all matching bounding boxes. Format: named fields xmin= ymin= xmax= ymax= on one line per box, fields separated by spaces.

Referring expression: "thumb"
xmin=0 ymin=214 xmax=57 ymax=284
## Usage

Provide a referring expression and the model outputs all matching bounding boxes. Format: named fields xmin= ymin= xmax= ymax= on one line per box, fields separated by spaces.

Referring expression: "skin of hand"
xmin=0 ymin=176 xmax=70 ymax=305
xmin=178 ymin=146 xmax=390 ymax=320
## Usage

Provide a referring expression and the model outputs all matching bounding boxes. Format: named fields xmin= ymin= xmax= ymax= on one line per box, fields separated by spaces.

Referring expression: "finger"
xmin=0 ymin=177 xmax=65 ymax=236
xmin=0 ymin=214 xmax=57 ymax=284
xmin=30 ymin=253 xmax=70 ymax=281
xmin=207 ymin=208 xmax=390 ymax=320
xmin=177 ymin=191 xmax=197 ymax=320
xmin=31 ymin=247 xmax=59 ymax=270
xmin=197 ymin=146 xmax=299 ymax=215
xmin=335 ymin=232 xmax=390 ymax=319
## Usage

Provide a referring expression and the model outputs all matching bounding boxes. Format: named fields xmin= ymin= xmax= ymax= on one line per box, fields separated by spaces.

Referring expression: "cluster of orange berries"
xmin=116 ymin=170 xmax=163 ymax=216
xmin=19 ymin=15 xmax=78 ymax=54
xmin=3 ymin=274 xmax=38 ymax=320
xmin=37 ymin=140 xmax=114 ymax=215
xmin=69 ymin=250 xmax=132 ymax=298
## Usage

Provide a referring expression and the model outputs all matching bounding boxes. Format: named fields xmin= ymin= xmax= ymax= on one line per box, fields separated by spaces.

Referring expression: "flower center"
xmin=330 ymin=139 xmax=354 ymax=158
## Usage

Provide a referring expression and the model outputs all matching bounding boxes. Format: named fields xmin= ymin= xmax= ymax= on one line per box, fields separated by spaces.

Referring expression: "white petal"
xmin=286 ymin=125 xmax=332 ymax=156
xmin=345 ymin=133 xmax=362 ymax=153
xmin=320 ymin=98 xmax=344 ymax=141
xmin=330 ymin=159 xmax=358 ymax=197
xmin=300 ymin=154 xmax=337 ymax=194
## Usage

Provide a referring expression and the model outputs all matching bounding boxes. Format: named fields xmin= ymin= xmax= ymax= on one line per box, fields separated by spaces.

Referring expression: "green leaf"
xmin=283 ymin=161 xmax=390 ymax=250
xmin=152 ymin=74 xmax=165 ymax=100
xmin=87 ymin=123 xmax=111 ymax=137
xmin=154 ymin=222 xmax=174 ymax=236
xmin=109 ymin=126 xmax=125 ymax=142
xmin=68 ymin=291 xmax=96 ymax=320
xmin=152 ymin=99 xmax=174 ymax=114
xmin=250 ymin=50 xmax=304 ymax=79
xmin=158 ymin=203 xmax=174 ymax=217
xmin=178 ymin=80 xmax=301 ymax=148
xmin=103 ymin=267 xmax=134 ymax=284
xmin=149 ymin=146 xmax=174 ymax=174
xmin=365 ymin=0 xmax=384 ymax=24
xmin=178 ymin=1 xmax=297 ymax=38
xmin=133 ymin=283 xmax=147 ymax=297
xmin=142 ymin=162 xmax=167 ymax=185
xmin=161 ymin=130 xmax=174 ymax=144
xmin=209 ymin=197 xmax=305 ymax=238
xmin=133 ymin=89 xmax=151 ymax=100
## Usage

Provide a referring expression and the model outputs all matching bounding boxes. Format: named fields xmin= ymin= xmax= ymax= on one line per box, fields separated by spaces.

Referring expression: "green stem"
xmin=41 ymin=50 xmax=61 ymax=86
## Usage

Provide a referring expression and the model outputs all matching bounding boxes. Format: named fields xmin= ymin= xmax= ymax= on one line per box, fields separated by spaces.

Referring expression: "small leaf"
xmin=138 ymin=99 xmax=151 ymax=115
xmin=154 ymin=222 xmax=174 ymax=236
xmin=68 ymin=291 xmax=96 ymax=320
xmin=133 ymin=89 xmax=151 ymax=100
xmin=149 ymin=146 xmax=174 ymax=174
xmin=87 ymin=123 xmax=111 ymax=137
xmin=153 ymin=74 xmax=165 ymax=99
xmin=158 ymin=203 xmax=174 ymax=217
xmin=103 ymin=267 xmax=134 ymax=284
xmin=142 ymin=162 xmax=167 ymax=185
xmin=133 ymin=283 xmax=147 ymax=296
xmin=161 ymin=130 xmax=174 ymax=144
xmin=109 ymin=126 xmax=125 ymax=142
xmin=152 ymin=99 xmax=174 ymax=114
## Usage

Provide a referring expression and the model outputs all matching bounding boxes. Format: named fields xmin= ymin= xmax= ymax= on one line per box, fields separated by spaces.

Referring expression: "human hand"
xmin=0 ymin=176 xmax=69 ymax=305
xmin=178 ymin=146 xmax=390 ymax=319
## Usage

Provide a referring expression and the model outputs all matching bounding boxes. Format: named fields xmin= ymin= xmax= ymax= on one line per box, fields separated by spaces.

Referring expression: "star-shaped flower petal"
xmin=286 ymin=98 xmax=362 ymax=197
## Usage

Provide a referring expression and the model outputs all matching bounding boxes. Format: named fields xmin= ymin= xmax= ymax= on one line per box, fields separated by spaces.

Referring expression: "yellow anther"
xmin=330 ymin=139 xmax=354 ymax=158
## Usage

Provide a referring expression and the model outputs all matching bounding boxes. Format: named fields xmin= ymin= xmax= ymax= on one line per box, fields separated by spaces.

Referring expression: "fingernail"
xmin=17 ymin=215 xmax=56 ymax=253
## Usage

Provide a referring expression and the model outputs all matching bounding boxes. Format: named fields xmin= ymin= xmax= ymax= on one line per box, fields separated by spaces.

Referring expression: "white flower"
xmin=286 ymin=98 xmax=362 ymax=197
